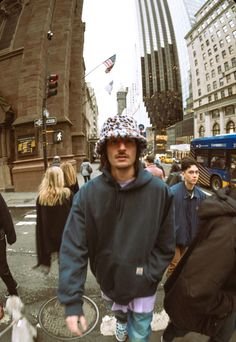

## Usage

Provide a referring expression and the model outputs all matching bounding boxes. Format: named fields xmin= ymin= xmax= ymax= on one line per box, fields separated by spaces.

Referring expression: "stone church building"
xmin=0 ymin=0 xmax=93 ymax=191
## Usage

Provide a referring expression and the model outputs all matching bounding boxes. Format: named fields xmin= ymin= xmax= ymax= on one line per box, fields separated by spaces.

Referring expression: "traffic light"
xmin=53 ymin=130 xmax=63 ymax=143
xmin=47 ymin=74 xmax=58 ymax=98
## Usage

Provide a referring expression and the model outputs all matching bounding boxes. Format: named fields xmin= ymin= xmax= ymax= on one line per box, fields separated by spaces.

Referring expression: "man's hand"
xmin=66 ymin=315 xmax=88 ymax=336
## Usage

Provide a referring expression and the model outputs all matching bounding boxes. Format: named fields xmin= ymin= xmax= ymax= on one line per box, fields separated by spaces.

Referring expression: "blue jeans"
xmin=127 ymin=311 xmax=153 ymax=341
xmin=103 ymin=298 xmax=153 ymax=341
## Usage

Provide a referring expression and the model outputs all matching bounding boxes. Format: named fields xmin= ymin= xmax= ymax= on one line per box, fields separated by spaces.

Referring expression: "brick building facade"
xmin=0 ymin=0 xmax=89 ymax=191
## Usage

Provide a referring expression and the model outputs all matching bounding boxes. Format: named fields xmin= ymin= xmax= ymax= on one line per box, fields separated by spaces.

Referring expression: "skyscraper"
xmin=168 ymin=0 xmax=207 ymax=113
xmin=135 ymin=0 xmax=183 ymax=136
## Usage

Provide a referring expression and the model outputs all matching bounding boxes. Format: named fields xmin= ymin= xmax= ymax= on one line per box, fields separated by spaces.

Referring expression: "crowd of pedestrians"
xmin=0 ymin=113 xmax=235 ymax=342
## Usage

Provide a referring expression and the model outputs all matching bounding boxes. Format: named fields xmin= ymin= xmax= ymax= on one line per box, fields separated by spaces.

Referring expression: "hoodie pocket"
xmin=113 ymin=263 xmax=153 ymax=302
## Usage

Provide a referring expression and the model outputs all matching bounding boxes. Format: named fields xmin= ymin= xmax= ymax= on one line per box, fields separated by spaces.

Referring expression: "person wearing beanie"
xmin=58 ymin=114 xmax=175 ymax=341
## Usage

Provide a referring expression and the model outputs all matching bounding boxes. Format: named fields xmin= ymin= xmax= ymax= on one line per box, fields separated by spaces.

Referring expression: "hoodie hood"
xmin=102 ymin=162 xmax=153 ymax=191
xmin=198 ymin=187 xmax=236 ymax=220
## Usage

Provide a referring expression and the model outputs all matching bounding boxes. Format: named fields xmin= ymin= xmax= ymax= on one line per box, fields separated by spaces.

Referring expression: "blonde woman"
xmin=60 ymin=161 xmax=79 ymax=196
xmin=34 ymin=166 xmax=73 ymax=274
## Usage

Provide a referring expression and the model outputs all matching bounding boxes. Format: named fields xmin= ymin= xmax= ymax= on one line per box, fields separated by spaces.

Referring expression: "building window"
xmin=218 ymin=65 xmax=222 ymax=74
xmin=201 ymin=43 xmax=204 ymax=50
xmin=199 ymin=113 xmax=203 ymax=121
xmin=221 ymin=90 xmax=225 ymax=98
xmin=213 ymin=44 xmax=217 ymax=52
xmin=197 ymin=78 xmax=200 ymax=86
xmin=196 ymin=68 xmax=199 ymax=76
xmin=194 ymin=59 xmax=198 ymax=66
xmin=222 ymin=3 xmax=227 ymax=10
xmin=209 ymin=59 xmax=213 ymax=67
xmin=216 ymin=30 xmax=221 ymax=38
xmin=214 ymin=93 xmax=218 ymax=101
xmin=222 ymin=25 xmax=228 ymax=33
xmin=226 ymin=121 xmax=235 ymax=133
xmin=225 ymin=10 xmax=231 ymax=18
xmin=208 ymin=95 xmax=212 ymax=102
xmin=233 ymin=30 xmax=236 ymax=39
xmin=209 ymin=26 xmax=213 ymax=33
xmin=204 ymin=63 xmax=208 ymax=70
xmin=212 ymin=123 xmax=220 ymax=135
xmin=206 ymin=39 xmax=210 ymax=46
xmin=219 ymin=16 xmax=224 ymax=23
xmin=203 ymin=52 xmax=206 ymax=60
xmin=207 ymin=84 xmax=211 ymax=92
xmin=229 ymin=20 xmax=235 ymax=28
xmin=228 ymin=87 xmax=233 ymax=96
xmin=225 ymin=105 xmax=235 ymax=116
xmin=219 ymin=39 xmax=224 ymax=47
xmin=229 ymin=46 xmax=233 ymax=54
xmin=226 ymin=74 xmax=231 ymax=83
xmin=199 ymin=35 xmax=202 ymax=41
xmin=198 ymin=89 xmax=202 ymax=96
xmin=199 ymin=126 xmax=205 ymax=137
xmin=211 ymin=69 xmax=215 ymax=78
xmin=222 ymin=50 xmax=226 ymax=58
xmin=214 ymin=22 xmax=219 ymax=29
xmin=213 ymin=81 xmax=217 ymax=89
xmin=199 ymin=99 xmax=202 ymax=106
xmin=232 ymin=57 xmax=236 ymax=67
xmin=211 ymin=109 xmax=220 ymax=118
xmin=225 ymin=35 xmax=231 ymax=43
xmin=210 ymin=35 xmax=215 ymax=42
xmin=224 ymin=61 xmax=229 ymax=71
xmin=208 ymin=48 xmax=212 ymax=56
xmin=215 ymin=54 xmax=220 ymax=62
xmin=206 ymin=73 xmax=210 ymax=81
xmin=193 ymin=50 xmax=196 ymax=57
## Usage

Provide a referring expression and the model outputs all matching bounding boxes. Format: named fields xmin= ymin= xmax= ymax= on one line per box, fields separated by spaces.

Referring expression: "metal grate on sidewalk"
xmin=38 ymin=296 xmax=99 ymax=340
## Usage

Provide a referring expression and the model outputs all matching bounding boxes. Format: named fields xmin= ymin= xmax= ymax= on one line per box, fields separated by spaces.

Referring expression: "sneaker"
xmin=4 ymin=283 xmax=19 ymax=299
xmin=115 ymin=321 xmax=128 ymax=342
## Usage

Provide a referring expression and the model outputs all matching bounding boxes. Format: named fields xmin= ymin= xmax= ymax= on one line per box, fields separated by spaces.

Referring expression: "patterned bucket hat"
xmin=95 ymin=114 xmax=147 ymax=154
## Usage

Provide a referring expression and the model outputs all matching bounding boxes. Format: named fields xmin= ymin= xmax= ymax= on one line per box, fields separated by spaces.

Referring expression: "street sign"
xmin=34 ymin=117 xmax=57 ymax=127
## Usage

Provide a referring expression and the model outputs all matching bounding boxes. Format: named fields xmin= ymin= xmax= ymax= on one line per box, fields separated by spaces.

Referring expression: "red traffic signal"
xmin=47 ymin=74 xmax=59 ymax=98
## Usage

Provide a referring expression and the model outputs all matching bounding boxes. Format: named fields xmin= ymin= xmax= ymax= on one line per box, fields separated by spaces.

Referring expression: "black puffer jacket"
xmin=164 ymin=187 xmax=236 ymax=337
xmin=0 ymin=194 xmax=16 ymax=244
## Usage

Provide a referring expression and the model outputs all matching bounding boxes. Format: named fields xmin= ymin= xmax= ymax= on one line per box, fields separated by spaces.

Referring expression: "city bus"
xmin=190 ymin=134 xmax=236 ymax=191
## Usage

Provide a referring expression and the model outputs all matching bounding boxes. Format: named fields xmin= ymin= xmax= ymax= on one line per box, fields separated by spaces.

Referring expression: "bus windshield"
xmin=190 ymin=134 xmax=236 ymax=191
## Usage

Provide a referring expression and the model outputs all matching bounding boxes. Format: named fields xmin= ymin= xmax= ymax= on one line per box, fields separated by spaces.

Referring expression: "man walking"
xmin=166 ymin=157 xmax=206 ymax=277
xmin=58 ymin=114 xmax=175 ymax=341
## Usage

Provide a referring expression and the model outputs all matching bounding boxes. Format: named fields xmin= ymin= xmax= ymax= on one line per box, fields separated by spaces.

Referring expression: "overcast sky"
xmin=82 ymin=0 xmax=141 ymax=128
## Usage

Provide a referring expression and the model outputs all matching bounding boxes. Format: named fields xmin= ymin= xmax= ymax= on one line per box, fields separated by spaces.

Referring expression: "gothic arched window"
xmin=199 ymin=125 xmax=205 ymax=137
xmin=212 ymin=123 xmax=220 ymax=136
xmin=226 ymin=121 xmax=235 ymax=133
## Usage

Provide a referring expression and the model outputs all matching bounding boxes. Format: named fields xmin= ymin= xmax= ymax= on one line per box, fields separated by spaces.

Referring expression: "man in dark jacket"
xmin=162 ymin=186 xmax=236 ymax=342
xmin=0 ymin=194 xmax=18 ymax=297
xmin=166 ymin=157 xmax=206 ymax=277
xmin=58 ymin=114 xmax=175 ymax=341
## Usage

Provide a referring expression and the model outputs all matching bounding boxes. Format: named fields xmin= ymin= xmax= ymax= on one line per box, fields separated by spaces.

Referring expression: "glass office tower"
xmin=135 ymin=0 xmax=206 ymax=133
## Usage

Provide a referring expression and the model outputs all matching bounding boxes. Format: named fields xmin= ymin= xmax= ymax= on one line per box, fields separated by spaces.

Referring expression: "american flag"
xmin=103 ymin=54 xmax=116 ymax=73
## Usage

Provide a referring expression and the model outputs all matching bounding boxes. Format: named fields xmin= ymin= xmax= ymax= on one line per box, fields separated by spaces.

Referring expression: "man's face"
xmin=182 ymin=164 xmax=199 ymax=187
xmin=106 ymin=137 xmax=137 ymax=170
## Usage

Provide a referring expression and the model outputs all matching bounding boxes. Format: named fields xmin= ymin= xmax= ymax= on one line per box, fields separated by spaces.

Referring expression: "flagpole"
xmin=82 ymin=62 xmax=103 ymax=79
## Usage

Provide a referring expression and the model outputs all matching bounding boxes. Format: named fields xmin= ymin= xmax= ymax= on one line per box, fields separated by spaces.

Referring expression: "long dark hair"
xmin=98 ymin=140 xmax=142 ymax=175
